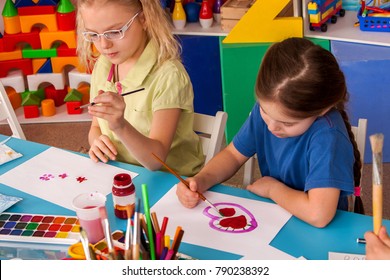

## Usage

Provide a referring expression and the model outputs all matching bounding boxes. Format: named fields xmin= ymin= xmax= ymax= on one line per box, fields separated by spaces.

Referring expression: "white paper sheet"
xmin=151 ymin=185 xmax=294 ymax=259
xmin=0 ymin=147 xmax=138 ymax=210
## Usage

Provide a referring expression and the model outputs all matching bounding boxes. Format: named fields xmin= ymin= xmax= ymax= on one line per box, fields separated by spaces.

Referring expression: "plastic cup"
xmin=72 ymin=192 xmax=106 ymax=244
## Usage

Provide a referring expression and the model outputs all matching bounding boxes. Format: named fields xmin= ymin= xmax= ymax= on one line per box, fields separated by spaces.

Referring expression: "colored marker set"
xmin=0 ymin=212 xmax=80 ymax=245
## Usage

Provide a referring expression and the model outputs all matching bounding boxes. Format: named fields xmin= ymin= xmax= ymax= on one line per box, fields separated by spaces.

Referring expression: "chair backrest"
xmin=0 ymin=81 xmax=26 ymax=140
xmin=242 ymin=118 xmax=368 ymax=190
xmin=193 ymin=111 xmax=228 ymax=164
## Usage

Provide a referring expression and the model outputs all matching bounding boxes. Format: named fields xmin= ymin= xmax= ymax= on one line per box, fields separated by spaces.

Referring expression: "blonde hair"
xmin=76 ymin=0 xmax=181 ymax=72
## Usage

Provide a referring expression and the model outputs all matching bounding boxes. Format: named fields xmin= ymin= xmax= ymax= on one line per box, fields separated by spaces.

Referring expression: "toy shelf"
xmin=303 ymin=1 xmax=390 ymax=47
xmin=9 ymin=104 xmax=92 ymax=124
xmin=173 ymin=22 xmax=228 ymax=36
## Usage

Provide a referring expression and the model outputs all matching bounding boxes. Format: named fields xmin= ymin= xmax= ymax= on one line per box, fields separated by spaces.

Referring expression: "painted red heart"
xmin=219 ymin=207 xmax=235 ymax=217
xmin=219 ymin=215 xmax=247 ymax=229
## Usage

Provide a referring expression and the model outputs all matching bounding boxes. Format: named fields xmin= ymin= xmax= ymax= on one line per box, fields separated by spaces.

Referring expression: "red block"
xmin=56 ymin=11 xmax=76 ymax=31
xmin=3 ymin=28 xmax=41 ymax=52
xmin=66 ymin=101 xmax=82 ymax=114
xmin=23 ymin=105 xmax=40 ymax=118
xmin=44 ymin=85 xmax=68 ymax=106
xmin=18 ymin=6 xmax=56 ymax=15
xmin=0 ymin=58 xmax=33 ymax=78
xmin=56 ymin=42 xmax=77 ymax=57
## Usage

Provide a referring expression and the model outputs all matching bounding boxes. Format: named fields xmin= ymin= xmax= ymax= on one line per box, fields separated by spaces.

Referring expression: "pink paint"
xmin=78 ymin=217 xmax=104 ymax=244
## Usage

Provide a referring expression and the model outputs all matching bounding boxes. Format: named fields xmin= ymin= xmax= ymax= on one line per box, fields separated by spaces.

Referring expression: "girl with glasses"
xmin=76 ymin=0 xmax=204 ymax=176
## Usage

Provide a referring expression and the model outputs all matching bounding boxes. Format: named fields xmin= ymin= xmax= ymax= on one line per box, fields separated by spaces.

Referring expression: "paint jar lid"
xmin=113 ymin=173 xmax=132 ymax=187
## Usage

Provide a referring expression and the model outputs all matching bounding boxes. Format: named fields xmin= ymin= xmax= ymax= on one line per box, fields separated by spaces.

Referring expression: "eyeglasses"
xmin=82 ymin=11 xmax=141 ymax=42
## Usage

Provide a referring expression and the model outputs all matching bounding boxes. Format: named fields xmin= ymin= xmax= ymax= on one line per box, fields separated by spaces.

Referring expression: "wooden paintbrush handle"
xmin=373 ymin=183 xmax=383 ymax=235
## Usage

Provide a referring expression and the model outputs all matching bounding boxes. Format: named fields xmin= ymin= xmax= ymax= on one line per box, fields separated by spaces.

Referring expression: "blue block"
xmin=37 ymin=59 xmax=52 ymax=73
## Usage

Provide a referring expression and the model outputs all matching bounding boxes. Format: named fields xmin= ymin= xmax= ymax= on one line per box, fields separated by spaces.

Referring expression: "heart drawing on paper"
xmin=203 ymin=203 xmax=258 ymax=233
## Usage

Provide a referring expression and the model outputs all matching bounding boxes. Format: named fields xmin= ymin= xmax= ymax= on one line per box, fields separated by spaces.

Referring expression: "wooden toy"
xmin=199 ymin=0 xmax=213 ymax=28
xmin=27 ymin=73 xmax=66 ymax=91
xmin=41 ymin=98 xmax=56 ymax=116
xmin=172 ymin=0 xmax=187 ymax=29
xmin=307 ymin=0 xmax=346 ymax=32
xmin=0 ymin=59 xmax=33 ymax=78
xmin=0 ymin=69 xmax=26 ymax=93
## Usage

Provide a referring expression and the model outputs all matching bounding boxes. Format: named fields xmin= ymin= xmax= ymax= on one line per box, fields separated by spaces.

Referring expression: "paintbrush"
xmin=76 ymin=87 xmax=145 ymax=110
xmin=99 ymin=206 xmax=122 ymax=260
xmin=132 ymin=198 xmax=141 ymax=260
xmin=124 ymin=205 xmax=133 ymax=260
xmin=151 ymin=152 xmax=222 ymax=216
xmin=369 ymin=133 xmax=384 ymax=235
xmin=79 ymin=227 xmax=97 ymax=260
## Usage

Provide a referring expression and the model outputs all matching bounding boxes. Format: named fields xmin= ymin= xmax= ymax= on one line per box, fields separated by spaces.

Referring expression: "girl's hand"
xmin=88 ymin=91 xmax=127 ymax=131
xmin=246 ymin=176 xmax=279 ymax=198
xmin=365 ymin=226 xmax=390 ymax=260
xmin=176 ymin=178 xmax=201 ymax=208
xmin=88 ymin=134 xmax=117 ymax=163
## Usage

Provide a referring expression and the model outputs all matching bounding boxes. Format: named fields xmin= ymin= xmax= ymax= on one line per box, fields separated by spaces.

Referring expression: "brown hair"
xmin=76 ymin=0 xmax=181 ymax=71
xmin=256 ymin=37 xmax=361 ymax=188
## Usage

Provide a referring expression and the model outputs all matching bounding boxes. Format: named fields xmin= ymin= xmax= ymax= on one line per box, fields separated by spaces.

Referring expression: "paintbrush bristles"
xmin=370 ymin=133 xmax=384 ymax=154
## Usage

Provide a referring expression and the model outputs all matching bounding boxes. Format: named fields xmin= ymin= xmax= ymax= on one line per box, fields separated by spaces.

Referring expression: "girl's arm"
xmin=112 ymin=108 xmax=181 ymax=170
xmin=247 ymin=179 xmax=340 ymax=228
xmin=88 ymin=91 xmax=181 ymax=170
xmin=177 ymin=143 xmax=247 ymax=207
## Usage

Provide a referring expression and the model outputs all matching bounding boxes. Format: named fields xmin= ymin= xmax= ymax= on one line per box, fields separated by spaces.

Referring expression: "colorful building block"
xmin=51 ymin=56 xmax=85 ymax=73
xmin=14 ymin=0 xmax=39 ymax=8
xmin=56 ymin=42 xmax=77 ymax=57
xmin=5 ymin=86 xmax=22 ymax=110
xmin=2 ymin=0 xmax=21 ymax=34
xmin=39 ymin=28 xmax=76 ymax=49
xmin=41 ymin=98 xmax=56 ymax=116
xmin=27 ymin=72 xmax=66 ymax=90
xmin=17 ymin=5 xmax=57 ymax=16
xmin=23 ymin=105 xmax=39 ymax=118
xmin=2 ymin=27 xmax=41 ymax=52
xmin=65 ymin=101 xmax=82 ymax=114
xmin=44 ymin=84 xmax=67 ymax=106
xmin=0 ymin=69 xmax=26 ymax=92
xmin=32 ymin=58 xmax=48 ymax=73
xmin=56 ymin=0 xmax=76 ymax=31
xmin=68 ymin=68 xmax=91 ymax=89
xmin=0 ymin=48 xmax=22 ymax=61
xmin=36 ymin=58 xmax=53 ymax=73
xmin=20 ymin=14 xmax=58 ymax=33
xmin=22 ymin=44 xmax=57 ymax=58
xmin=0 ymin=58 xmax=33 ymax=78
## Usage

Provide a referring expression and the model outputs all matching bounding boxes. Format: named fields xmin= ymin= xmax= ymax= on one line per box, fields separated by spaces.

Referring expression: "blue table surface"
xmin=1 ymin=135 xmax=389 ymax=260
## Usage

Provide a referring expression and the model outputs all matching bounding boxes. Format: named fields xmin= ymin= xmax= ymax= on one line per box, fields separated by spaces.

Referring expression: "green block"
xmin=219 ymin=37 xmax=330 ymax=144
xmin=2 ymin=0 xmax=18 ymax=17
xmin=22 ymin=93 xmax=41 ymax=106
xmin=22 ymin=45 xmax=57 ymax=59
xmin=64 ymin=89 xmax=82 ymax=101
xmin=57 ymin=0 xmax=76 ymax=13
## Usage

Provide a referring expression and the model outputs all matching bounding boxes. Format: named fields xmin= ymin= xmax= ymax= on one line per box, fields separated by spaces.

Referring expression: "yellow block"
xmin=41 ymin=99 xmax=56 ymax=116
xmin=0 ymin=49 xmax=22 ymax=61
xmin=223 ymin=0 xmax=303 ymax=43
xmin=39 ymin=28 xmax=77 ymax=50
xmin=51 ymin=56 xmax=86 ymax=73
xmin=3 ymin=16 xmax=21 ymax=34
xmin=20 ymin=14 xmax=58 ymax=33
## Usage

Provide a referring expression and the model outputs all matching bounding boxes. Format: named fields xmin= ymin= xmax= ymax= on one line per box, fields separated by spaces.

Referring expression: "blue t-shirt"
xmin=233 ymin=102 xmax=354 ymax=209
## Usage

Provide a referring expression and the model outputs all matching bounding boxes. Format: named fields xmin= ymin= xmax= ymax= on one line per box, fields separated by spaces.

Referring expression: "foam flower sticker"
xmin=39 ymin=173 xmax=55 ymax=181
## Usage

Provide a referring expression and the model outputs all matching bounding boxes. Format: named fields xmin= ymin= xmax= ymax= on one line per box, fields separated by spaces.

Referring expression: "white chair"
xmin=242 ymin=119 xmax=368 ymax=192
xmin=194 ymin=111 xmax=228 ymax=164
xmin=0 ymin=81 xmax=26 ymax=140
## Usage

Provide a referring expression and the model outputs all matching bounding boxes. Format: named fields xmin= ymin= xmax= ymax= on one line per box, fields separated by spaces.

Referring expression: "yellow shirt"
xmin=90 ymin=41 xmax=204 ymax=176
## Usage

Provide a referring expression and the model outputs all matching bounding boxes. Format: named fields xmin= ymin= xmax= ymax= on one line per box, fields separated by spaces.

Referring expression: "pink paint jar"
xmin=112 ymin=173 xmax=135 ymax=219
